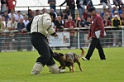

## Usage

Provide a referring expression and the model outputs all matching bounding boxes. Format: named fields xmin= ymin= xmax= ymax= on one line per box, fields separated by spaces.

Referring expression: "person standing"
xmin=48 ymin=0 xmax=56 ymax=12
xmin=60 ymin=0 xmax=75 ymax=20
xmin=113 ymin=0 xmax=124 ymax=10
xmin=30 ymin=13 xmax=64 ymax=75
xmin=100 ymin=0 xmax=111 ymax=10
xmin=82 ymin=7 xmax=106 ymax=60
xmin=7 ymin=0 xmax=17 ymax=13
xmin=1 ymin=0 xmax=8 ymax=14
xmin=76 ymin=0 xmax=85 ymax=19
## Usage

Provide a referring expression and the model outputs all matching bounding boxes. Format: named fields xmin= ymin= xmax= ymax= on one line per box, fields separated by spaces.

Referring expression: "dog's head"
xmin=53 ymin=52 xmax=65 ymax=62
xmin=53 ymin=52 xmax=66 ymax=66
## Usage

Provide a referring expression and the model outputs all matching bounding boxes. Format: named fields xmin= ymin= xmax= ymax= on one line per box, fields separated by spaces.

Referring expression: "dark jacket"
xmin=88 ymin=13 xmax=105 ymax=38
xmin=60 ymin=0 xmax=75 ymax=9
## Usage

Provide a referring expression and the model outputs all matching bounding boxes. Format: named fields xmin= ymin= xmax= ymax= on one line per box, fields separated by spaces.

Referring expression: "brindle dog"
xmin=53 ymin=48 xmax=85 ymax=72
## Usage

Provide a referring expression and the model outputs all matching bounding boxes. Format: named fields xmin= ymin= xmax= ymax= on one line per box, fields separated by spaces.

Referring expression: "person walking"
xmin=82 ymin=7 xmax=106 ymax=60
xmin=30 ymin=13 xmax=64 ymax=75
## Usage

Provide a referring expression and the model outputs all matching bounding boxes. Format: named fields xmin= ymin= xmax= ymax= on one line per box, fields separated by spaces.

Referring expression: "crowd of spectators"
xmin=0 ymin=0 xmax=124 ymax=51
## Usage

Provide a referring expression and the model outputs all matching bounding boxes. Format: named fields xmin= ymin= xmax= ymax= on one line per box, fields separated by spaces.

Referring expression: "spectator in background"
xmin=120 ymin=5 xmax=124 ymax=25
xmin=111 ymin=6 xmax=122 ymax=15
xmin=50 ymin=13 xmax=56 ymax=31
xmin=86 ymin=0 xmax=93 ymax=10
xmin=112 ymin=10 xmax=119 ymax=17
xmin=1 ymin=0 xmax=8 ymax=14
xmin=103 ymin=13 xmax=111 ymax=26
xmin=0 ymin=16 xmax=5 ymax=33
xmin=17 ymin=18 xmax=25 ymax=32
xmin=84 ymin=17 xmax=91 ymax=47
xmin=41 ymin=8 xmax=47 ymax=14
xmin=111 ymin=15 xmax=122 ymax=27
xmin=0 ymin=16 xmax=5 ymax=52
xmin=23 ymin=15 xmax=29 ymax=27
xmin=7 ymin=0 xmax=17 ymax=13
xmin=55 ymin=16 xmax=64 ymax=31
xmin=60 ymin=0 xmax=75 ymax=20
xmin=16 ymin=18 xmax=26 ymax=51
xmin=49 ymin=8 xmax=57 ymax=18
xmin=83 ymin=9 xmax=90 ymax=20
xmin=80 ymin=15 xmax=86 ymax=27
xmin=65 ymin=15 xmax=75 ymax=48
xmin=6 ymin=16 xmax=17 ymax=50
xmin=101 ymin=8 xmax=109 ymax=19
xmin=15 ymin=11 xmax=24 ymax=22
xmin=2 ymin=11 xmax=10 ymax=27
xmin=100 ymin=0 xmax=111 ymax=10
xmin=76 ymin=0 xmax=85 ymax=20
xmin=84 ymin=17 xmax=91 ymax=28
xmin=48 ymin=0 xmax=56 ymax=12
xmin=113 ymin=0 xmax=124 ymax=10
xmin=75 ymin=17 xmax=82 ymax=27
xmin=103 ymin=12 xmax=112 ymax=47
xmin=6 ymin=16 xmax=17 ymax=31
xmin=111 ymin=15 xmax=122 ymax=46
xmin=63 ymin=6 xmax=71 ymax=16
xmin=61 ymin=11 xmax=68 ymax=22
xmin=27 ymin=9 xmax=34 ymax=21
xmin=8 ymin=9 xmax=16 ymax=19
xmin=35 ymin=9 xmax=40 ymax=16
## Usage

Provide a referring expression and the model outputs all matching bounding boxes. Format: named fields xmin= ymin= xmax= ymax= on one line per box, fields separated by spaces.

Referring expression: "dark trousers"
xmin=50 ymin=5 xmax=56 ymax=12
xmin=69 ymin=9 xmax=75 ymax=20
xmin=31 ymin=33 xmax=55 ymax=66
xmin=85 ymin=38 xmax=106 ymax=60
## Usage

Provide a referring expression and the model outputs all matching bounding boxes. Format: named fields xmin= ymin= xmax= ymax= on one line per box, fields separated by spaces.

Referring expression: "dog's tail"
xmin=78 ymin=48 xmax=85 ymax=58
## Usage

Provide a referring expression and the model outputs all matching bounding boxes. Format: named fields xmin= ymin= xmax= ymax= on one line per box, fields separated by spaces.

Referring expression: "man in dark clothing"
xmin=60 ymin=0 xmax=75 ymax=20
xmin=82 ymin=7 xmax=106 ymax=60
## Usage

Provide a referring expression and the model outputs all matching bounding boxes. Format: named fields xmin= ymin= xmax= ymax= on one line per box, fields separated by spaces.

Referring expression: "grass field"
xmin=0 ymin=47 xmax=124 ymax=82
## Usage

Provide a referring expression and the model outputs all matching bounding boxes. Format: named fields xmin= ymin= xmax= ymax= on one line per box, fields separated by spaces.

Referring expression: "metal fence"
xmin=0 ymin=27 xmax=124 ymax=52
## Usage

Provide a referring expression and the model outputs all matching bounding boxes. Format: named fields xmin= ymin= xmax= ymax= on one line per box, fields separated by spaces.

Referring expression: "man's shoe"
xmin=101 ymin=58 xmax=106 ymax=60
xmin=82 ymin=57 xmax=88 ymax=61
xmin=48 ymin=64 xmax=65 ymax=74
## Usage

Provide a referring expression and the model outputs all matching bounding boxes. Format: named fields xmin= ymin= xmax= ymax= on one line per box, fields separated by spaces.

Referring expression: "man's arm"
xmin=97 ymin=16 xmax=105 ymax=37
xmin=60 ymin=0 xmax=66 ymax=6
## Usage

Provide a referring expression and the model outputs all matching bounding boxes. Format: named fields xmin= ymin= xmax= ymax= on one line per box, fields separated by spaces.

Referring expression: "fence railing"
xmin=0 ymin=26 xmax=124 ymax=52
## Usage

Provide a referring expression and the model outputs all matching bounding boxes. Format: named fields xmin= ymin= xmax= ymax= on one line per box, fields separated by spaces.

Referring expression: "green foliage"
xmin=0 ymin=48 xmax=124 ymax=82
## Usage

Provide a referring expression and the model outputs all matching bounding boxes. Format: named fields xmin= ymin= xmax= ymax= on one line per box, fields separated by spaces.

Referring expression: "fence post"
xmin=122 ymin=29 xmax=124 ymax=47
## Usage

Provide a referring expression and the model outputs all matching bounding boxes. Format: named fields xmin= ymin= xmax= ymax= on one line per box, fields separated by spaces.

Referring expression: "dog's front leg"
xmin=71 ymin=63 xmax=75 ymax=73
xmin=76 ymin=60 xmax=83 ymax=71
xmin=68 ymin=67 xmax=72 ymax=72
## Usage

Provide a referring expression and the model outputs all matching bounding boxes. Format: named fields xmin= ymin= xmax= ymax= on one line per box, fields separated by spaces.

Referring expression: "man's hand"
xmin=87 ymin=35 xmax=91 ymax=40
xmin=54 ymin=33 xmax=58 ymax=37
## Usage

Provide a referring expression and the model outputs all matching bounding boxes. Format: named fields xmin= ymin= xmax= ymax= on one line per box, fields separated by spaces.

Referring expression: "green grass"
xmin=0 ymin=48 xmax=124 ymax=82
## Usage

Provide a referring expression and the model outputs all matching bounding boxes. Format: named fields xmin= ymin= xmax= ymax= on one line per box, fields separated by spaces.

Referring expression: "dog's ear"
xmin=53 ymin=52 xmax=58 ymax=56
xmin=59 ymin=53 xmax=64 ymax=56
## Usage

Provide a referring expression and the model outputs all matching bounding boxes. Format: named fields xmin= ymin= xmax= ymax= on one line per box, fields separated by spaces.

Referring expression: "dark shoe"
xmin=101 ymin=58 xmax=106 ymax=60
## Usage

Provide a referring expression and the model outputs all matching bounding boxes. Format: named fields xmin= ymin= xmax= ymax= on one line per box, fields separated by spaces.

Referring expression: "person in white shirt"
xmin=7 ymin=16 xmax=17 ymax=31
xmin=8 ymin=9 xmax=16 ymax=19
xmin=30 ymin=13 xmax=64 ymax=75
xmin=23 ymin=15 xmax=29 ymax=27
xmin=15 ymin=11 xmax=24 ymax=22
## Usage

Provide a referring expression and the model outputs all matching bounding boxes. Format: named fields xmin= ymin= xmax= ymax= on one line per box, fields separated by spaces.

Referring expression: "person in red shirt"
xmin=65 ymin=15 xmax=75 ymax=48
xmin=7 ymin=0 xmax=16 ymax=13
xmin=103 ymin=13 xmax=111 ymax=26
xmin=82 ymin=7 xmax=106 ymax=60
